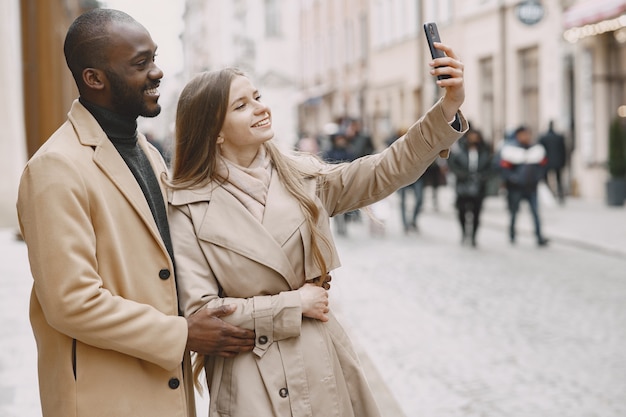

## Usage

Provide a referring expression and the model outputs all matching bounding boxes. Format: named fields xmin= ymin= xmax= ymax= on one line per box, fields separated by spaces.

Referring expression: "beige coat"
xmin=17 ymin=100 xmax=194 ymax=417
xmin=168 ymin=100 xmax=466 ymax=417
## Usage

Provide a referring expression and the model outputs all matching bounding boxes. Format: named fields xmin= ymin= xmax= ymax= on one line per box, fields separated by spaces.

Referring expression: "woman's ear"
xmin=217 ymin=135 xmax=225 ymax=144
xmin=82 ymin=68 xmax=106 ymax=91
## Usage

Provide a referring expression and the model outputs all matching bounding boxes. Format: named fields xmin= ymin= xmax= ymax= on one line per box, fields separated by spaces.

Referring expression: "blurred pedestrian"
xmin=398 ymin=178 xmax=424 ymax=233
xmin=448 ymin=127 xmax=493 ymax=246
xmin=324 ymin=132 xmax=354 ymax=163
xmin=343 ymin=119 xmax=374 ymax=224
xmin=387 ymin=127 xmax=424 ymax=234
xmin=499 ymin=125 xmax=549 ymax=246
xmin=345 ymin=119 xmax=375 ymax=160
xmin=16 ymin=9 xmax=254 ymax=417
xmin=538 ymin=120 xmax=567 ymax=204
xmin=323 ymin=132 xmax=354 ymax=235
xmin=166 ymin=40 xmax=466 ymax=417
xmin=295 ymin=134 xmax=320 ymax=155
xmin=422 ymin=159 xmax=446 ymax=211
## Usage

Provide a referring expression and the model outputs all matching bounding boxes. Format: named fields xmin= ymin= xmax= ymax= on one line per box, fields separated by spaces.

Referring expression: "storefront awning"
xmin=563 ymin=0 xmax=626 ymax=29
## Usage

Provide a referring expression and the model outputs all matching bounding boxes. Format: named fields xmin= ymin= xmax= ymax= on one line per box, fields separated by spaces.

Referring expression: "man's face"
xmin=101 ymin=21 xmax=163 ymax=118
xmin=467 ymin=132 xmax=480 ymax=146
xmin=516 ymin=129 xmax=532 ymax=146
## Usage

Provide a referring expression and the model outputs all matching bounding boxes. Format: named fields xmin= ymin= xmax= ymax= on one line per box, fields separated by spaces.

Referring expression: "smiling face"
xmin=218 ymin=75 xmax=274 ymax=166
xmin=101 ymin=21 xmax=163 ymax=118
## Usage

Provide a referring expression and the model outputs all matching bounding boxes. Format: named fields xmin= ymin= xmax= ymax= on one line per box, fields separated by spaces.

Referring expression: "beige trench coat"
xmin=17 ymin=100 xmax=195 ymax=417
xmin=168 ymin=100 xmax=467 ymax=417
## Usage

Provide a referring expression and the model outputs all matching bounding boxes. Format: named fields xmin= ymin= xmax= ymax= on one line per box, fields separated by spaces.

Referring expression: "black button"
xmin=159 ymin=269 xmax=171 ymax=280
xmin=279 ymin=388 xmax=288 ymax=398
xmin=258 ymin=335 xmax=268 ymax=345
xmin=168 ymin=377 xmax=180 ymax=389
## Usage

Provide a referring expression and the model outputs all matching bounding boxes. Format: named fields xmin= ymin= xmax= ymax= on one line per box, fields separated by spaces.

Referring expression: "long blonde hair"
xmin=169 ymin=68 xmax=332 ymax=389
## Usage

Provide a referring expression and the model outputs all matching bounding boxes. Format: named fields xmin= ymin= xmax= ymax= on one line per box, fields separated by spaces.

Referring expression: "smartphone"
xmin=423 ymin=22 xmax=451 ymax=80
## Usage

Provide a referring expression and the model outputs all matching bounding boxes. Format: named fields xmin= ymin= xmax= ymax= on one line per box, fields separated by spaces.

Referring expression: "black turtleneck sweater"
xmin=80 ymin=98 xmax=174 ymax=264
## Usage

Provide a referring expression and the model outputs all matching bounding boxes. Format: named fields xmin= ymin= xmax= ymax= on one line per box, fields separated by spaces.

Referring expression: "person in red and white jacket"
xmin=499 ymin=125 xmax=549 ymax=246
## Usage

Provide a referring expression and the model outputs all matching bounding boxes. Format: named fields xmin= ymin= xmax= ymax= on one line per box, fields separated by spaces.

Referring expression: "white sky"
xmin=101 ymin=1 xmax=185 ymax=77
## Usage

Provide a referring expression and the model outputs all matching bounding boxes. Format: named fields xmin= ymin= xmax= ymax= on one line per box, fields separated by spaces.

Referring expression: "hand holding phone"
xmin=423 ymin=22 xmax=451 ymax=80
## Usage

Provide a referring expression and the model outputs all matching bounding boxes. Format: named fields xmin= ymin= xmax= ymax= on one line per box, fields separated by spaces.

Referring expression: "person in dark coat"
xmin=323 ymin=132 xmax=355 ymax=235
xmin=538 ymin=120 xmax=567 ymax=204
xmin=421 ymin=160 xmax=447 ymax=211
xmin=448 ymin=128 xmax=493 ymax=246
xmin=345 ymin=119 xmax=375 ymax=160
xmin=499 ymin=125 xmax=549 ymax=246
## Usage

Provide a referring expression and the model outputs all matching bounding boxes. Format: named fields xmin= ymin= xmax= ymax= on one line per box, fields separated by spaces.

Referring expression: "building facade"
xmin=297 ymin=0 xmax=626 ymax=201
xmin=562 ymin=0 xmax=626 ymax=198
xmin=181 ymin=0 xmax=302 ymax=150
xmin=1 ymin=0 xmax=95 ymax=228
xmin=2 ymin=0 xmax=625 ymax=229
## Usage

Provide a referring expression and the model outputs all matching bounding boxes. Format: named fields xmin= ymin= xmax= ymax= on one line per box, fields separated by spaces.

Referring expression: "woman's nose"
xmin=255 ymin=101 xmax=270 ymax=114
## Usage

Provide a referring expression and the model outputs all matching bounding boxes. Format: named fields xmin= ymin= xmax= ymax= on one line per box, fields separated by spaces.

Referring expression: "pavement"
xmin=330 ymin=186 xmax=626 ymax=416
xmin=0 ymin=185 xmax=624 ymax=416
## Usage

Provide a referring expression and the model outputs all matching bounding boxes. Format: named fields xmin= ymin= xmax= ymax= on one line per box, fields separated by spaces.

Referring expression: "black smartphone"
xmin=423 ymin=22 xmax=451 ymax=80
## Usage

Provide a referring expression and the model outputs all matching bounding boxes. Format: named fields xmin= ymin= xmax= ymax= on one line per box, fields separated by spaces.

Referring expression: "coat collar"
xmin=169 ymin=170 xmax=307 ymax=288
xmin=68 ymin=100 xmax=168 ymax=251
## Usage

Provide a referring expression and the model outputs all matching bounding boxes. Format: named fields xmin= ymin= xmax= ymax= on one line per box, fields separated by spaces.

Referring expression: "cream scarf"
xmin=216 ymin=146 xmax=272 ymax=222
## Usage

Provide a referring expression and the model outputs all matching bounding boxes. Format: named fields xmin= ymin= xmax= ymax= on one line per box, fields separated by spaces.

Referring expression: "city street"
xmin=1 ymin=188 xmax=625 ymax=417
xmin=331 ymin=190 xmax=626 ymax=417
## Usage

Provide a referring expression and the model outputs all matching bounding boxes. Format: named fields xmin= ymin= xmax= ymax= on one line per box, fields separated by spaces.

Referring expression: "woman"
xmin=448 ymin=128 xmax=493 ymax=246
xmin=167 ymin=43 xmax=466 ymax=417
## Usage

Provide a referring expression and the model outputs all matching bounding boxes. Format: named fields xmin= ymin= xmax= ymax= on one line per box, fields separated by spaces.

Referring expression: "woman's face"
xmin=218 ymin=75 xmax=274 ymax=166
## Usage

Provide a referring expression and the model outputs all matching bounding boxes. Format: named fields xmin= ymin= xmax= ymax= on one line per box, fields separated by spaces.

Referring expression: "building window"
xmin=518 ymin=46 xmax=539 ymax=135
xmin=265 ymin=0 xmax=282 ymax=37
xmin=372 ymin=0 xmax=416 ymax=48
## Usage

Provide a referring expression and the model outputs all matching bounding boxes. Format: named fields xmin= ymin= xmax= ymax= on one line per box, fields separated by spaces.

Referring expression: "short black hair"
xmin=63 ymin=8 xmax=137 ymax=88
xmin=513 ymin=125 xmax=529 ymax=137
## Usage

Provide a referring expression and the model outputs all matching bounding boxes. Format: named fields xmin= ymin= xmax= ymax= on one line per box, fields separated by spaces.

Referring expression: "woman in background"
xmin=448 ymin=127 xmax=493 ymax=246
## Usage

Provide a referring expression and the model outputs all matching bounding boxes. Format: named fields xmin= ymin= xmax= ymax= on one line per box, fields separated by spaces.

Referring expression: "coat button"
xmin=168 ymin=377 xmax=180 ymax=389
xmin=279 ymin=388 xmax=288 ymax=398
xmin=159 ymin=269 xmax=171 ymax=280
xmin=258 ymin=335 xmax=268 ymax=345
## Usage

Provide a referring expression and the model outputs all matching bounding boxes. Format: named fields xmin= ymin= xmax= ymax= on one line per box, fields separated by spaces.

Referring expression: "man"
xmin=539 ymin=120 xmax=567 ymax=204
xmin=499 ymin=126 xmax=549 ymax=246
xmin=17 ymin=9 xmax=254 ymax=417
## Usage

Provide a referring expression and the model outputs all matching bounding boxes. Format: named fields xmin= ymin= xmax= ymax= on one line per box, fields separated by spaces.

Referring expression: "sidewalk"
xmin=431 ymin=185 xmax=626 ymax=259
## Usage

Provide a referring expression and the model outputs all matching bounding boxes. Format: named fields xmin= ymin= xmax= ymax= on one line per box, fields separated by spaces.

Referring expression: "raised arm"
xmin=430 ymin=42 xmax=465 ymax=121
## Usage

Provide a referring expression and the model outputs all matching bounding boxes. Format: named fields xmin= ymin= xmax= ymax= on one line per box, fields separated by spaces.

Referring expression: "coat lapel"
xmin=195 ymin=182 xmax=303 ymax=288
xmin=262 ymin=169 xmax=307 ymax=245
xmin=68 ymin=101 xmax=163 ymax=246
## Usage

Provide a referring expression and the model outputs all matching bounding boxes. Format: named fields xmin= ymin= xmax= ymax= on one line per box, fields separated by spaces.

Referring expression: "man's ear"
xmin=82 ymin=68 xmax=106 ymax=91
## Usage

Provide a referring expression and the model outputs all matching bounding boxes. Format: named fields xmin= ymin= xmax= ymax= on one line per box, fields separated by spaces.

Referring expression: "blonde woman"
xmin=168 ymin=43 xmax=466 ymax=417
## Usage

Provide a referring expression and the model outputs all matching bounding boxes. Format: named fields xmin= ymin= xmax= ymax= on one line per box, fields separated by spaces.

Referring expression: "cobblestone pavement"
xmin=1 ymin=188 xmax=625 ymax=417
xmin=331 ymin=191 xmax=626 ymax=417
